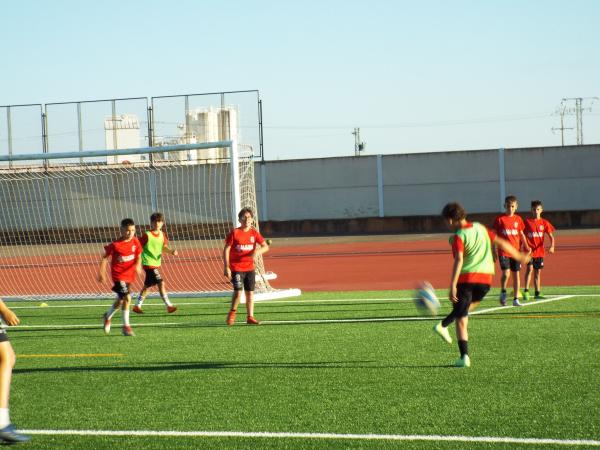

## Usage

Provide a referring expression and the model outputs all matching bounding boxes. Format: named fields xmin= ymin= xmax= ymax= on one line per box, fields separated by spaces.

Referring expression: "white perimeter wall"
xmin=256 ymin=144 xmax=600 ymax=221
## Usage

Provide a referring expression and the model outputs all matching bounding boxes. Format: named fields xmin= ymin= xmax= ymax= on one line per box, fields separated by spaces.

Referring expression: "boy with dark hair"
xmin=523 ymin=200 xmax=555 ymax=301
xmin=133 ymin=212 xmax=178 ymax=314
xmin=99 ymin=218 xmax=143 ymax=336
xmin=223 ymin=207 xmax=269 ymax=326
xmin=0 ymin=300 xmax=30 ymax=443
xmin=492 ymin=195 xmax=531 ymax=306
xmin=434 ymin=202 xmax=531 ymax=367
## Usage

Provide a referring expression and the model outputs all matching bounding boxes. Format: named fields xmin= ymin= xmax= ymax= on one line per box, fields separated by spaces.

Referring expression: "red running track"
xmin=265 ymin=233 xmax=600 ymax=292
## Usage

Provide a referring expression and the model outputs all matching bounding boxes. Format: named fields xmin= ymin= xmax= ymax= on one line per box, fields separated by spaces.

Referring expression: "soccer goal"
xmin=0 ymin=141 xmax=300 ymax=301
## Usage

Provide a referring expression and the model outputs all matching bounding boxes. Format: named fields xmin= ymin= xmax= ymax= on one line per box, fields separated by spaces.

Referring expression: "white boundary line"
xmin=9 ymin=293 xmax=596 ymax=310
xmin=472 ymin=294 xmax=576 ymax=316
xmin=7 ymin=294 xmax=582 ymax=329
xmin=19 ymin=429 xmax=600 ymax=446
xmin=7 ymin=297 xmax=414 ymax=310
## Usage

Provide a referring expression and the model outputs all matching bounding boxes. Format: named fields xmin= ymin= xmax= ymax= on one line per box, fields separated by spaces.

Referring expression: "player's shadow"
xmin=13 ymin=359 xmax=451 ymax=374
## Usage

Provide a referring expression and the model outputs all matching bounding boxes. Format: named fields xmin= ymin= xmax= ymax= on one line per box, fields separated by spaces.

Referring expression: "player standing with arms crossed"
xmin=492 ymin=195 xmax=531 ymax=306
xmin=523 ymin=200 xmax=555 ymax=301
xmin=133 ymin=212 xmax=178 ymax=314
xmin=223 ymin=208 xmax=269 ymax=326
xmin=99 ymin=218 xmax=143 ymax=336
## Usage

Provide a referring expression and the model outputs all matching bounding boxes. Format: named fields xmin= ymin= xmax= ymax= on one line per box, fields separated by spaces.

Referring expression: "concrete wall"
xmin=257 ymin=144 xmax=600 ymax=222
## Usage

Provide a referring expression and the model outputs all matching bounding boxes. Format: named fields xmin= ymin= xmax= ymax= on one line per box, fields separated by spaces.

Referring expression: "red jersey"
xmin=492 ymin=214 xmax=525 ymax=257
xmin=103 ymin=237 xmax=142 ymax=283
xmin=225 ymin=227 xmax=265 ymax=272
xmin=524 ymin=218 xmax=555 ymax=257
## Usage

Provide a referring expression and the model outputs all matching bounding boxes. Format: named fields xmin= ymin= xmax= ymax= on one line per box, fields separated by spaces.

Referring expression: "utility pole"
xmin=352 ymin=127 xmax=366 ymax=156
xmin=560 ymin=97 xmax=598 ymax=145
xmin=551 ymin=102 xmax=573 ymax=146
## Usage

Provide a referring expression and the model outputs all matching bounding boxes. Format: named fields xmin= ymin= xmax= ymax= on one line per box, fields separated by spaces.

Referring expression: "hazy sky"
xmin=1 ymin=0 xmax=599 ymax=160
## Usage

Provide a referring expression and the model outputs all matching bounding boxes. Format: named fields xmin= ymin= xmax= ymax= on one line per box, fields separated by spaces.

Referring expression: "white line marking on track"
xmin=7 ymin=295 xmax=582 ymax=330
xmin=7 ymin=297 xmax=413 ymax=310
xmin=472 ymin=294 xmax=576 ymax=316
xmin=19 ymin=429 xmax=600 ymax=446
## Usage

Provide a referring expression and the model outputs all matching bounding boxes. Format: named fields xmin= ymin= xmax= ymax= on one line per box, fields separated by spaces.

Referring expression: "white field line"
xmin=472 ymin=294 xmax=576 ymax=316
xmin=7 ymin=295 xmax=582 ymax=329
xmin=9 ymin=293 xmax=597 ymax=310
xmin=7 ymin=297 xmax=413 ymax=310
xmin=19 ymin=429 xmax=600 ymax=446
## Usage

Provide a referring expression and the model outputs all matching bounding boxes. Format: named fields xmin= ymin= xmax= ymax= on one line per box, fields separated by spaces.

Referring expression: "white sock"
xmin=123 ymin=309 xmax=130 ymax=326
xmin=0 ymin=408 xmax=10 ymax=428
xmin=136 ymin=295 xmax=145 ymax=307
xmin=161 ymin=294 xmax=173 ymax=307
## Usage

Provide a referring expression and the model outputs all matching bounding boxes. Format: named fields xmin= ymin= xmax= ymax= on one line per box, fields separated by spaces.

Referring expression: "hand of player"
xmin=98 ymin=273 xmax=106 ymax=284
xmin=224 ymin=267 xmax=231 ymax=280
xmin=449 ymin=286 xmax=458 ymax=304
xmin=548 ymin=245 xmax=555 ymax=254
xmin=520 ymin=252 xmax=532 ymax=265
xmin=172 ymin=249 xmax=178 ymax=256
xmin=0 ymin=308 xmax=20 ymax=326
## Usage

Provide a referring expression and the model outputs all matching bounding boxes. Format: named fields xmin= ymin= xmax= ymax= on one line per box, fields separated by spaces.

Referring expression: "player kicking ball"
xmin=434 ymin=203 xmax=531 ymax=368
xmin=98 ymin=218 xmax=143 ymax=336
xmin=133 ymin=212 xmax=178 ymax=315
xmin=223 ymin=208 xmax=269 ymax=326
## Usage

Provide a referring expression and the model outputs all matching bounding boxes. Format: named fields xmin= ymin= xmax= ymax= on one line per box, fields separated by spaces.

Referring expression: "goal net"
xmin=0 ymin=141 xmax=300 ymax=301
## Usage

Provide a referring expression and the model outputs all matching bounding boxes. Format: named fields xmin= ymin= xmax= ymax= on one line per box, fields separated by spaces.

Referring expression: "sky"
xmin=1 ymin=0 xmax=599 ymax=161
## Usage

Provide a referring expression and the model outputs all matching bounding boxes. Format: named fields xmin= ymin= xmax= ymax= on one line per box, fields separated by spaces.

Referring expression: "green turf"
xmin=5 ymin=286 xmax=600 ymax=449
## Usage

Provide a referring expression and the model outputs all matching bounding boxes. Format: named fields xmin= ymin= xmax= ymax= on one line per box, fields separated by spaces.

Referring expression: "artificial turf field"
xmin=6 ymin=286 xmax=600 ymax=449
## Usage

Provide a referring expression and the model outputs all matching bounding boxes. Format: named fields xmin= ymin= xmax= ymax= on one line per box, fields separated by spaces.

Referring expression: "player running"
xmin=99 ymin=218 xmax=143 ymax=336
xmin=133 ymin=212 xmax=178 ymax=314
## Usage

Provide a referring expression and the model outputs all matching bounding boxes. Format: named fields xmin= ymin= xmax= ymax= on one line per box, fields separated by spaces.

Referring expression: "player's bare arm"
xmin=135 ymin=258 xmax=143 ymax=278
xmin=520 ymin=231 xmax=532 ymax=253
xmin=548 ymin=233 xmax=556 ymax=254
xmin=98 ymin=256 xmax=109 ymax=283
xmin=449 ymin=251 xmax=463 ymax=304
xmin=164 ymin=245 xmax=178 ymax=256
xmin=223 ymin=245 xmax=232 ymax=279
xmin=495 ymin=236 xmax=531 ymax=264
xmin=0 ymin=301 xmax=19 ymax=326
xmin=252 ymin=242 xmax=269 ymax=259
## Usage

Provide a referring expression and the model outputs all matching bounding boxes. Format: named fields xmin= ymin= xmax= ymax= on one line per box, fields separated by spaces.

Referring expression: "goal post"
xmin=0 ymin=142 xmax=300 ymax=301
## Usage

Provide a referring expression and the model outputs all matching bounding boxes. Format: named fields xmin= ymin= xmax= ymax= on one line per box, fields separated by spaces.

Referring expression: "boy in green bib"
xmin=434 ymin=203 xmax=531 ymax=367
xmin=133 ymin=212 xmax=178 ymax=314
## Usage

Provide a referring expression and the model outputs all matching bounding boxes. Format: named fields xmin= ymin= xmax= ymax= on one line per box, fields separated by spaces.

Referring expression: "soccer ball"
xmin=414 ymin=281 xmax=440 ymax=316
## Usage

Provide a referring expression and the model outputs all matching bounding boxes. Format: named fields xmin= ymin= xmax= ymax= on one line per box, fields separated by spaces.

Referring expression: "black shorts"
xmin=527 ymin=257 xmax=544 ymax=270
xmin=111 ymin=281 xmax=131 ymax=299
xmin=453 ymin=283 xmax=491 ymax=319
xmin=498 ymin=255 xmax=521 ymax=272
xmin=144 ymin=268 xmax=163 ymax=287
xmin=232 ymin=271 xmax=256 ymax=292
xmin=0 ymin=329 xmax=8 ymax=343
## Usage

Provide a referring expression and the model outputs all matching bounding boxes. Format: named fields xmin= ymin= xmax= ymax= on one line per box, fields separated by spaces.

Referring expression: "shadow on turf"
xmin=13 ymin=360 xmax=455 ymax=374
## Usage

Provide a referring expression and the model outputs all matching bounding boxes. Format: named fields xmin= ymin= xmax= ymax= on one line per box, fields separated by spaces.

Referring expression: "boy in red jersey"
xmin=133 ymin=212 xmax=178 ymax=314
xmin=223 ymin=208 xmax=269 ymax=326
xmin=492 ymin=195 xmax=531 ymax=306
xmin=434 ymin=202 xmax=531 ymax=367
xmin=98 ymin=218 xmax=143 ymax=336
xmin=523 ymin=200 xmax=555 ymax=301
xmin=0 ymin=300 xmax=30 ymax=443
